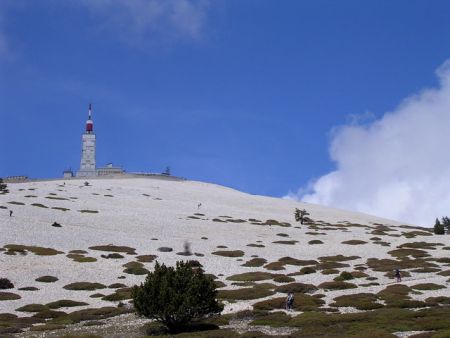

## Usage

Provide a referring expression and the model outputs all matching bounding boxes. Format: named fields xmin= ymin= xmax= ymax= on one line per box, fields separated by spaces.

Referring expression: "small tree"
xmin=434 ymin=218 xmax=445 ymax=235
xmin=442 ymin=216 xmax=450 ymax=234
xmin=132 ymin=261 xmax=223 ymax=332
xmin=0 ymin=178 xmax=9 ymax=194
xmin=294 ymin=208 xmax=309 ymax=225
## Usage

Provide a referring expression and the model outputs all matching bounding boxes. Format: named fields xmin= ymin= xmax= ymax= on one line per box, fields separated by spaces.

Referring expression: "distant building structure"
xmin=73 ymin=104 xmax=124 ymax=178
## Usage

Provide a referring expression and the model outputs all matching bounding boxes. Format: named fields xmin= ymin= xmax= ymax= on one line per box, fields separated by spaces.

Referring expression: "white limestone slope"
xmin=0 ymin=177 xmax=448 ymax=315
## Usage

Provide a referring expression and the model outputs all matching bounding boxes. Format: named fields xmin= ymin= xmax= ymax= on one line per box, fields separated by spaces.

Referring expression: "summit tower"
xmin=76 ymin=104 xmax=97 ymax=177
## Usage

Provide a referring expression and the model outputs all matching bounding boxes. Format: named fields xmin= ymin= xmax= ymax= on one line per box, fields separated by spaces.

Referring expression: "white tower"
xmin=76 ymin=104 xmax=97 ymax=177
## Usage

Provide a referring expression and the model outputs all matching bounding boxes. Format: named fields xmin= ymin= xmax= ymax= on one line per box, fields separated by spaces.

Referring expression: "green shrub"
xmin=0 ymin=278 xmax=14 ymax=289
xmin=132 ymin=261 xmax=223 ymax=332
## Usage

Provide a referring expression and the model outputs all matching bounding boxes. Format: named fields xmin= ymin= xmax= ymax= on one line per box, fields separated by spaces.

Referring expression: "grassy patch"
xmin=0 ymin=292 xmax=21 ymax=300
xmin=101 ymin=253 xmax=124 ymax=259
xmin=273 ymin=275 xmax=295 ymax=283
xmin=158 ymin=247 xmax=173 ymax=252
xmin=4 ymin=244 xmax=63 ymax=256
xmin=89 ymin=245 xmax=136 ymax=255
xmin=35 ymin=276 xmax=58 ymax=283
xmin=272 ymin=240 xmax=298 ymax=245
xmin=16 ymin=304 xmax=49 ymax=312
xmin=308 ymin=240 xmax=323 ymax=245
xmin=46 ymin=196 xmax=69 ymax=200
xmin=63 ymin=282 xmax=107 ymax=291
xmin=342 ymin=240 xmax=367 ymax=245
xmin=136 ymin=254 xmax=157 ymax=262
xmin=123 ymin=261 xmax=150 ymax=275
xmin=8 ymin=201 xmax=25 ymax=205
xmin=18 ymin=286 xmax=39 ymax=291
xmin=212 ymin=250 xmax=244 ymax=257
xmin=411 ymin=283 xmax=446 ymax=291
xmin=218 ymin=287 xmax=275 ymax=301
xmin=388 ymin=248 xmax=430 ymax=258
xmin=226 ymin=272 xmax=274 ymax=282
xmin=318 ymin=281 xmax=357 ymax=290
xmin=241 ymin=258 xmax=267 ymax=267
xmin=319 ymin=255 xmax=361 ymax=262
xmin=275 ymin=282 xmax=317 ymax=294
xmin=279 ymin=257 xmax=318 ymax=266
xmin=253 ymin=293 xmax=324 ymax=312
xmin=398 ymin=242 xmax=444 ymax=250
xmin=264 ymin=261 xmax=285 ymax=270
xmin=47 ymin=300 xmax=89 ymax=309
xmin=79 ymin=209 xmax=99 ymax=213
xmin=331 ymin=293 xmax=383 ymax=310
xmin=67 ymin=254 xmax=97 ymax=263
xmin=52 ymin=207 xmax=70 ymax=211
xmin=246 ymin=243 xmax=265 ymax=248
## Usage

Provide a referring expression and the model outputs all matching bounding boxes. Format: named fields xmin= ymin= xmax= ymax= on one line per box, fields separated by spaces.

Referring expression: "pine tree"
xmin=441 ymin=216 xmax=450 ymax=234
xmin=0 ymin=178 xmax=8 ymax=194
xmin=294 ymin=208 xmax=310 ymax=224
xmin=132 ymin=261 xmax=223 ymax=332
xmin=434 ymin=218 xmax=445 ymax=235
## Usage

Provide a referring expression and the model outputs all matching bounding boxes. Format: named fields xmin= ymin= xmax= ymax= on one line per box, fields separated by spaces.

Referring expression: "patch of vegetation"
xmin=52 ymin=207 xmax=70 ymax=211
xmin=319 ymin=255 xmax=361 ymax=262
xmin=318 ymin=281 xmax=357 ymax=290
xmin=16 ymin=304 xmax=49 ymax=312
xmin=102 ymin=287 xmax=132 ymax=302
xmin=0 ymin=278 xmax=14 ymax=289
xmin=331 ymin=293 xmax=383 ymax=310
xmin=308 ymin=240 xmax=323 ymax=245
xmin=136 ymin=254 xmax=157 ymax=262
xmin=275 ymin=282 xmax=317 ymax=294
xmin=123 ymin=261 xmax=150 ymax=275
xmin=226 ymin=272 xmax=274 ymax=282
xmin=253 ymin=293 xmax=324 ymax=312
xmin=158 ymin=247 xmax=174 ymax=252
xmin=264 ymin=261 xmax=285 ymax=270
xmin=46 ymin=196 xmax=69 ymax=200
xmin=342 ymin=240 xmax=367 ymax=245
xmin=67 ymin=254 xmax=97 ymax=263
xmin=299 ymin=266 xmax=317 ymax=275
xmin=272 ymin=240 xmax=298 ymax=245
xmin=411 ymin=283 xmax=446 ymax=291
xmin=46 ymin=300 xmax=89 ymax=309
xmin=316 ymin=261 xmax=350 ymax=270
xmin=8 ymin=201 xmax=25 ymax=205
xmin=333 ymin=271 xmax=355 ymax=281
xmin=4 ymin=244 xmax=63 ymax=256
xmin=263 ymin=219 xmax=291 ymax=227
xmin=63 ymin=282 xmax=107 ymax=291
xmin=218 ymin=287 xmax=275 ymax=301
xmin=101 ymin=253 xmax=124 ymax=259
xmin=388 ymin=248 xmax=430 ymax=258
xmin=279 ymin=257 xmax=318 ymax=266
xmin=49 ymin=306 xmax=128 ymax=325
xmin=35 ymin=275 xmax=58 ymax=283
xmin=0 ymin=291 xmax=21 ymax=300
xmin=79 ymin=209 xmax=99 ymax=213
xmin=398 ymin=242 xmax=444 ymax=250
xmin=241 ymin=258 xmax=267 ymax=267
xmin=132 ymin=261 xmax=223 ymax=332
xmin=273 ymin=275 xmax=295 ymax=283
xmin=212 ymin=250 xmax=244 ymax=257
xmin=18 ymin=286 xmax=39 ymax=291
xmin=89 ymin=245 xmax=136 ymax=255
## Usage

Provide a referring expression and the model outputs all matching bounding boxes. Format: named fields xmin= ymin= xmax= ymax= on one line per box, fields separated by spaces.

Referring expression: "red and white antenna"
xmin=86 ymin=103 xmax=93 ymax=132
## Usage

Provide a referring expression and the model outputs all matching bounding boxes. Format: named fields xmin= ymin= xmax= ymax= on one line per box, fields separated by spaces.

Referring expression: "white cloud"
xmin=288 ymin=60 xmax=450 ymax=226
xmin=80 ymin=0 xmax=210 ymax=45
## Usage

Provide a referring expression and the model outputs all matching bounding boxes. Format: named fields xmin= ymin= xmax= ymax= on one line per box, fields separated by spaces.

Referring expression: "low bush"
xmin=212 ymin=250 xmax=244 ymax=257
xmin=318 ymin=281 xmax=357 ymax=290
xmin=0 ymin=278 xmax=14 ymax=289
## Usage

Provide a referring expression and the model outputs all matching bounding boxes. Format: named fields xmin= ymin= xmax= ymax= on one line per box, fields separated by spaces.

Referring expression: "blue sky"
xmin=1 ymin=1 xmax=450 ymax=224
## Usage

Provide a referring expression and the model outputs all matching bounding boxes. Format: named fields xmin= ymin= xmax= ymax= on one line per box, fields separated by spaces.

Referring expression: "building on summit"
xmin=62 ymin=104 xmax=179 ymax=180
xmin=64 ymin=104 xmax=124 ymax=178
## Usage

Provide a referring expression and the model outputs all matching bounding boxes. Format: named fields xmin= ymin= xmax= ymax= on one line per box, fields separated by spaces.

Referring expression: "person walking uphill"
xmin=395 ymin=268 xmax=402 ymax=282
xmin=286 ymin=292 xmax=294 ymax=311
